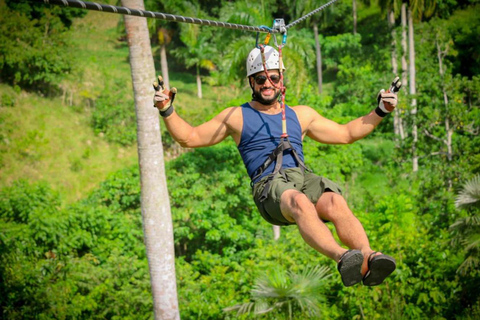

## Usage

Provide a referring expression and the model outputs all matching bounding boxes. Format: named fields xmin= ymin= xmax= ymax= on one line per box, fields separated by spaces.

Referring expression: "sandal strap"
xmin=368 ymin=251 xmax=378 ymax=262
xmin=338 ymin=249 xmax=353 ymax=263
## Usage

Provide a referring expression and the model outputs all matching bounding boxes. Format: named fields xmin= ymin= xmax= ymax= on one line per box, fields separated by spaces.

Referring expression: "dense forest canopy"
xmin=1 ymin=0 xmax=479 ymax=319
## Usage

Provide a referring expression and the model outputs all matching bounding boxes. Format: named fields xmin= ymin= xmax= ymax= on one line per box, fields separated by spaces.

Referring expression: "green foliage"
xmin=0 ymin=177 xmax=151 ymax=319
xmin=167 ymin=143 xmax=261 ymax=260
xmin=91 ymin=81 xmax=137 ymax=146
xmin=449 ymin=175 xmax=480 ymax=312
xmin=225 ymin=265 xmax=332 ymax=319
xmin=447 ymin=5 xmax=480 ymax=78
xmin=2 ymin=0 xmax=480 ymax=319
xmin=0 ymin=93 xmax=15 ymax=108
xmin=0 ymin=0 xmax=85 ymax=93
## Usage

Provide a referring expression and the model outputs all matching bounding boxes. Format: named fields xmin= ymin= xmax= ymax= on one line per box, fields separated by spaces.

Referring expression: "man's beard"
xmin=253 ymin=87 xmax=281 ymax=105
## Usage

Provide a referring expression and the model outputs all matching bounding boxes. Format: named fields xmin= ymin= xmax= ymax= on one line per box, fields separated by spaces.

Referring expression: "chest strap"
xmin=252 ymin=137 xmax=310 ymax=202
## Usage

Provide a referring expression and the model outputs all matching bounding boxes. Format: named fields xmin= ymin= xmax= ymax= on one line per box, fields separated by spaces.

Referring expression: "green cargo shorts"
xmin=252 ymin=167 xmax=343 ymax=226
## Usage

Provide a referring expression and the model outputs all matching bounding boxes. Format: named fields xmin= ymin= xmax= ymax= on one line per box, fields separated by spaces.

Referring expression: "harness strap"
xmin=254 ymin=137 xmax=311 ymax=202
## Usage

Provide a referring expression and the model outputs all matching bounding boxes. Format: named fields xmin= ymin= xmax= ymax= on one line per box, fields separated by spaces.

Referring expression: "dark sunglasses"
xmin=254 ymin=74 xmax=281 ymax=85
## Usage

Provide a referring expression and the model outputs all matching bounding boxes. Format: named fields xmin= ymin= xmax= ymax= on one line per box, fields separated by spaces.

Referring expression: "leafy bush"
xmin=0 ymin=178 xmax=151 ymax=319
xmin=91 ymin=82 xmax=137 ymax=146
xmin=0 ymin=1 xmax=85 ymax=93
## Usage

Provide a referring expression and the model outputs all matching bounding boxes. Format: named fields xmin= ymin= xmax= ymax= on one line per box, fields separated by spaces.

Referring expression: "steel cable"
xmin=40 ymin=0 xmax=338 ymax=34
xmin=41 ymin=0 xmax=274 ymax=33
xmin=285 ymin=0 xmax=342 ymax=30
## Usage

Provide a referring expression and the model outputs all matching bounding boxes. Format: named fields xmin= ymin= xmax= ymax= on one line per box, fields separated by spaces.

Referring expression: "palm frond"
xmin=455 ymin=175 xmax=480 ymax=209
xmin=457 ymin=255 xmax=480 ymax=275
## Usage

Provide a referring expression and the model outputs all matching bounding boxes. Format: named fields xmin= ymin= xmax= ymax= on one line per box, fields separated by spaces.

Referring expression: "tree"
xmin=121 ymin=0 xmax=180 ymax=318
xmin=455 ymin=175 xmax=480 ymax=210
xmin=407 ymin=0 xmax=437 ymax=172
xmin=378 ymin=0 xmax=406 ymax=140
xmin=172 ymin=2 xmax=215 ymax=99
xmin=225 ymin=265 xmax=332 ymax=319
xmin=0 ymin=0 xmax=85 ymax=93
xmin=145 ymin=0 xmax=185 ymax=90
xmin=158 ymin=27 xmax=173 ymax=89
xmin=451 ymin=175 xmax=480 ymax=274
xmin=353 ymin=0 xmax=358 ymax=34
xmin=408 ymin=5 xmax=419 ymax=171
xmin=284 ymin=0 xmax=330 ymax=94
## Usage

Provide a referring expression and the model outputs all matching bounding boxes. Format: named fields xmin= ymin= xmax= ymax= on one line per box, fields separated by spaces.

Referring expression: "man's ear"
xmin=248 ymin=76 xmax=254 ymax=89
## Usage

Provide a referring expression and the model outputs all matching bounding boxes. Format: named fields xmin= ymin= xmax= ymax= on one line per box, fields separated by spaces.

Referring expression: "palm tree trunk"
xmin=401 ymin=3 xmax=408 ymax=90
xmin=160 ymin=43 xmax=170 ymax=89
xmin=352 ymin=0 xmax=357 ymax=34
xmin=408 ymin=8 xmax=418 ymax=172
xmin=388 ymin=10 xmax=405 ymax=140
xmin=313 ymin=24 xmax=323 ymax=94
xmin=122 ymin=0 xmax=180 ymax=319
xmin=436 ymin=39 xmax=453 ymax=162
xmin=273 ymin=225 xmax=280 ymax=241
xmin=196 ymin=65 xmax=203 ymax=99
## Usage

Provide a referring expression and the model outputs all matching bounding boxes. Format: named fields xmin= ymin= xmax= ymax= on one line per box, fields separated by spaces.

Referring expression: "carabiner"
xmin=256 ymin=25 xmax=273 ymax=48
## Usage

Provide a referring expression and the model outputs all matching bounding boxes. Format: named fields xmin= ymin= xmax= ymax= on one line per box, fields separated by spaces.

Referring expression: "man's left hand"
xmin=377 ymin=89 xmax=398 ymax=113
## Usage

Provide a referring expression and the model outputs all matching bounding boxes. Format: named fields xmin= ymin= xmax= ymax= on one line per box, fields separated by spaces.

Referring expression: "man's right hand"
xmin=153 ymin=75 xmax=173 ymax=111
xmin=154 ymin=89 xmax=172 ymax=111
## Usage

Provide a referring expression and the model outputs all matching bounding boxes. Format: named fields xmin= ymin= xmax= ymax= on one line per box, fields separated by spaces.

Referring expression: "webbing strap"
xmin=254 ymin=137 xmax=310 ymax=202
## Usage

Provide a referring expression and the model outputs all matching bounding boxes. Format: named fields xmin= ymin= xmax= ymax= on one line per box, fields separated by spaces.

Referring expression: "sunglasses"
xmin=254 ymin=74 xmax=281 ymax=85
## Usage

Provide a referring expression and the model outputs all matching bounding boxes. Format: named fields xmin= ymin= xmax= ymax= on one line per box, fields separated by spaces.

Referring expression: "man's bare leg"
xmin=315 ymin=192 xmax=378 ymax=274
xmin=280 ymin=189 xmax=348 ymax=262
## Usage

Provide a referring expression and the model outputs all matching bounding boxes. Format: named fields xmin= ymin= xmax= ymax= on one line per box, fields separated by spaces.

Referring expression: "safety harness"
xmin=251 ymin=27 xmax=311 ymax=202
xmin=252 ymin=136 xmax=310 ymax=202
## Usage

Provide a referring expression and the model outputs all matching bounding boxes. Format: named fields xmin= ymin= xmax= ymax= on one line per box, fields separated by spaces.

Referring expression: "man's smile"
xmin=261 ymin=87 xmax=275 ymax=95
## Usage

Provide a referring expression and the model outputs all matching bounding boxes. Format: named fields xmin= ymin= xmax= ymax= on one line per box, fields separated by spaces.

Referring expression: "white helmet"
xmin=246 ymin=45 xmax=285 ymax=77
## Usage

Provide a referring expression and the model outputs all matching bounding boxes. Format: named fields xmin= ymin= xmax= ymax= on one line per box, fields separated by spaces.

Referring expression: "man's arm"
xmin=302 ymin=108 xmax=382 ymax=144
xmin=162 ymin=108 xmax=237 ymax=148
xmin=154 ymin=86 xmax=237 ymax=148
xmin=301 ymin=91 xmax=398 ymax=144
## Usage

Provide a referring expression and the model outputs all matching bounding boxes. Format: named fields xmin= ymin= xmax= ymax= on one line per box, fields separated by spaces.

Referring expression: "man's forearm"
xmin=345 ymin=110 xmax=384 ymax=143
xmin=162 ymin=111 xmax=196 ymax=147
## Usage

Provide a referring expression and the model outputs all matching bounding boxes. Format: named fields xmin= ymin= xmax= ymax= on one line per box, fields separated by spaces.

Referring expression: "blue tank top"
xmin=237 ymin=103 xmax=304 ymax=183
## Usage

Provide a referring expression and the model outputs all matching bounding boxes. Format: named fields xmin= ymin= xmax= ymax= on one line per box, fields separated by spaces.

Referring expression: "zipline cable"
xmin=285 ymin=0 xmax=342 ymax=30
xmin=39 ymin=0 xmax=339 ymax=34
xmin=41 ymin=0 xmax=274 ymax=33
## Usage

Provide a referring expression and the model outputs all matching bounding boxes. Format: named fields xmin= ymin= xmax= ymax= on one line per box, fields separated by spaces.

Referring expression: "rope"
xmin=41 ymin=0 xmax=274 ymax=33
xmin=285 ymin=0 xmax=342 ymax=30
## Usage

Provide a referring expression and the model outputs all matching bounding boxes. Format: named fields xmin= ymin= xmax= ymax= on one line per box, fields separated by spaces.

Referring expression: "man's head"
xmin=246 ymin=45 xmax=284 ymax=77
xmin=246 ymin=46 xmax=285 ymax=105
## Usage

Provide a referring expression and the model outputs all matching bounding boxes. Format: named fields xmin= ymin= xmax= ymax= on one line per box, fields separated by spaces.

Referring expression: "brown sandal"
xmin=337 ymin=249 xmax=363 ymax=287
xmin=362 ymin=252 xmax=396 ymax=286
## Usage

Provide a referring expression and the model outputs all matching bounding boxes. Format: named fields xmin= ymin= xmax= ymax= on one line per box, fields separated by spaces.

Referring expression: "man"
xmin=154 ymin=45 xmax=397 ymax=287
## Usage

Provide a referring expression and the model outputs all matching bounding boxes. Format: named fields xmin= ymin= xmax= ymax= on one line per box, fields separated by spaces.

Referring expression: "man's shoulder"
xmin=290 ymin=105 xmax=321 ymax=130
xmin=217 ymin=106 xmax=243 ymax=126
xmin=290 ymin=105 xmax=315 ymax=115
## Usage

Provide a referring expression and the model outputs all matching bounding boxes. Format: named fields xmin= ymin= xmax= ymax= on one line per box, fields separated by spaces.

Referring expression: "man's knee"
xmin=317 ymin=192 xmax=350 ymax=220
xmin=281 ymin=190 xmax=317 ymax=221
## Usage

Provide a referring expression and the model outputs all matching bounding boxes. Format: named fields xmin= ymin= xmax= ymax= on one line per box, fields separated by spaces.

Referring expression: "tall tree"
xmin=158 ymin=27 xmax=173 ymax=90
xmin=285 ymin=0 xmax=328 ymax=94
xmin=0 ymin=0 xmax=85 ymax=93
xmin=408 ymin=7 xmax=419 ymax=171
xmin=146 ymin=0 xmax=185 ymax=90
xmin=121 ymin=0 xmax=180 ymax=319
xmin=353 ymin=0 xmax=358 ymax=34
xmin=172 ymin=2 xmax=215 ymax=99
xmin=378 ymin=0 xmax=406 ymax=140
xmin=407 ymin=0 xmax=436 ymax=172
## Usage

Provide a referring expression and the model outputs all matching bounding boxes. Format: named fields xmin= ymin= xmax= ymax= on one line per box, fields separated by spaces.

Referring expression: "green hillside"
xmin=1 ymin=0 xmax=480 ymax=319
xmin=0 ymin=9 xmax=241 ymax=202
